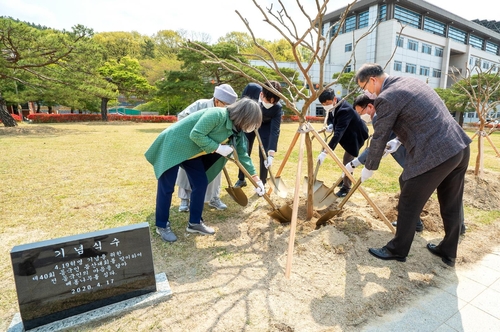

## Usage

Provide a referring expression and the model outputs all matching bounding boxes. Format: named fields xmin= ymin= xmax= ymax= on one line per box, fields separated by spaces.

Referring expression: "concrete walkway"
xmin=362 ymin=246 xmax=500 ymax=331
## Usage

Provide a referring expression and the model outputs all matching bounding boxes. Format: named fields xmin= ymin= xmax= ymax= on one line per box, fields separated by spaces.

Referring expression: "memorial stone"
xmin=10 ymin=222 xmax=156 ymax=330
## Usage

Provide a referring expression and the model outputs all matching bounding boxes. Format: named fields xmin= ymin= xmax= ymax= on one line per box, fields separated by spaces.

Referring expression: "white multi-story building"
xmin=323 ymin=0 xmax=500 ymax=122
xmin=254 ymin=0 xmax=500 ymax=121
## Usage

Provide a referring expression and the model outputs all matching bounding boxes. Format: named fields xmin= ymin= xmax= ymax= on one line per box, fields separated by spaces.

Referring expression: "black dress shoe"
xmin=368 ymin=247 xmax=406 ymax=262
xmin=427 ymin=243 xmax=456 ymax=267
xmin=391 ymin=219 xmax=424 ymax=232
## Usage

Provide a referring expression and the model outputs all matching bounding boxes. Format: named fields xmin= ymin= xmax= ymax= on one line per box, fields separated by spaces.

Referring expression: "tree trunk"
xmin=0 ymin=92 xmax=17 ymax=127
xmin=48 ymin=106 xmax=53 ymax=114
xmin=458 ymin=111 xmax=464 ymax=127
xmin=101 ymin=97 xmax=109 ymax=121
xmin=475 ymin=132 xmax=484 ymax=177
xmin=304 ymin=131 xmax=314 ymax=220
xmin=36 ymin=101 xmax=41 ymax=113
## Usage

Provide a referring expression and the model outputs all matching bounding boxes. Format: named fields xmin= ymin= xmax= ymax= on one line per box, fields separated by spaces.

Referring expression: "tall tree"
xmin=98 ymin=56 xmax=156 ymax=120
xmin=93 ymin=31 xmax=144 ymax=61
xmin=0 ymin=18 xmax=114 ymax=126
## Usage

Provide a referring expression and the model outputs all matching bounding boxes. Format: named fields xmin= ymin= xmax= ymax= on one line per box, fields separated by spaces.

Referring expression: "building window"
xmin=432 ymin=69 xmax=442 ymax=78
xmin=316 ymin=106 xmax=325 ymax=117
xmin=420 ymin=66 xmax=430 ymax=76
xmin=435 ymin=47 xmax=443 ymax=57
xmin=483 ymin=61 xmax=490 ymax=70
xmin=421 ymin=43 xmax=432 ymax=54
xmin=486 ymin=41 xmax=499 ymax=55
xmin=396 ymin=36 xmax=404 ymax=47
xmin=345 ymin=16 xmax=356 ymax=33
xmin=345 ymin=43 xmax=352 ymax=52
xmin=448 ymin=26 xmax=467 ymax=44
xmin=344 ymin=65 xmax=352 ymax=73
xmin=406 ymin=63 xmax=417 ymax=74
xmin=379 ymin=4 xmax=387 ymax=22
xmin=469 ymin=57 xmax=474 ymax=65
xmin=330 ymin=22 xmax=339 ymax=37
xmin=469 ymin=35 xmax=484 ymax=50
xmin=475 ymin=58 xmax=482 ymax=67
xmin=394 ymin=61 xmax=402 ymax=71
xmin=407 ymin=39 xmax=418 ymax=51
xmin=423 ymin=17 xmax=446 ymax=36
xmin=358 ymin=11 xmax=369 ymax=29
xmin=394 ymin=5 xmax=421 ymax=29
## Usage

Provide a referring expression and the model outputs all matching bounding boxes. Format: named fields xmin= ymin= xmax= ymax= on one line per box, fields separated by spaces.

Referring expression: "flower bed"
xmin=27 ymin=113 xmax=177 ymax=123
xmin=25 ymin=113 xmax=325 ymax=124
xmin=0 ymin=113 xmax=22 ymax=123
xmin=282 ymin=115 xmax=325 ymax=123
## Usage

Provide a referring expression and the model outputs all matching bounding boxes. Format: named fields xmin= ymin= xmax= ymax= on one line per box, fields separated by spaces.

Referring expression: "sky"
xmin=0 ymin=0 xmax=497 ymax=42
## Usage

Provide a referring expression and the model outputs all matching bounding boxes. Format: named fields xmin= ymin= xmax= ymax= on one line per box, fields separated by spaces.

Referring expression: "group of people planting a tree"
xmin=146 ymin=62 xmax=470 ymax=268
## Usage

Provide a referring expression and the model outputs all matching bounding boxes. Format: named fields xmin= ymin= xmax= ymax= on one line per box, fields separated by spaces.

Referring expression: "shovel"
xmin=316 ymin=178 xmax=362 ymax=228
xmin=313 ymin=176 xmax=343 ymax=210
xmin=254 ymin=130 xmax=288 ymax=198
xmin=226 ymin=152 xmax=293 ymax=224
xmin=222 ymin=166 xmax=248 ymax=206
xmin=303 ymin=160 xmax=328 ymax=195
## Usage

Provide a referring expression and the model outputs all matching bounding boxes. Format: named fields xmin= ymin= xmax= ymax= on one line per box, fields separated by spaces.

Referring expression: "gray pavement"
xmin=362 ymin=246 xmax=500 ymax=332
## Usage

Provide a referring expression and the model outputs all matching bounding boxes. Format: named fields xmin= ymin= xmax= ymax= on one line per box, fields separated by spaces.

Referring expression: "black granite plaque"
xmin=10 ymin=222 xmax=156 ymax=330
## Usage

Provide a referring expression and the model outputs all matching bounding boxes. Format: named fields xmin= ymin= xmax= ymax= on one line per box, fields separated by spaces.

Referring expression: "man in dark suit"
xmin=317 ymin=89 xmax=369 ymax=197
xmin=355 ymin=63 xmax=472 ymax=267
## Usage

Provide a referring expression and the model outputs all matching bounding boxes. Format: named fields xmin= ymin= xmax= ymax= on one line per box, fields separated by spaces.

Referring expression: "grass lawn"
xmin=0 ymin=121 xmax=499 ymax=330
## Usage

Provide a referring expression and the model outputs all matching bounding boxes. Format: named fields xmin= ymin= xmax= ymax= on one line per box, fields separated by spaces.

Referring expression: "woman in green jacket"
xmin=145 ymin=98 xmax=265 ymax=243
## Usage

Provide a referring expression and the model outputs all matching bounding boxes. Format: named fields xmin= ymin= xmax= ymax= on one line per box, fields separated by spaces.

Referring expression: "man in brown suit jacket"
xmin=355 ymin=63 xmax=472 ymax=267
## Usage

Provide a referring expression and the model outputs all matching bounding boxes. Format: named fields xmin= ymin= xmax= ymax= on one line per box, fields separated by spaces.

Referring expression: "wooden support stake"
xmin=285 ymin=129 xmax=306 ymax=279
xmin=309 ymin=128 xmax=395 ymax=234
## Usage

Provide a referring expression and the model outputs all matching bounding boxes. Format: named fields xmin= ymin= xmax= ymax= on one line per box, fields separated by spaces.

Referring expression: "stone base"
xmin=8 ymin=273 xmax=172 ymax=332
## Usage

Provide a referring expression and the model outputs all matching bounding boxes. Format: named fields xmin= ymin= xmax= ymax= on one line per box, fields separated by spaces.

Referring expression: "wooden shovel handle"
xmin=226 ymin=153 xmax=278 ymax=210
xmin=275 ymin=131 xmax=300 ymax=177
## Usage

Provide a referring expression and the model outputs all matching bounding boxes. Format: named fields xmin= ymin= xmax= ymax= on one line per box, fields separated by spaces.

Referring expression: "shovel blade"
xmin=225 ymin=187 xmax=248 ymax=206
xmin=315 ymin=209 xmax=341 ymax=228
xmin=313 ymin=185 xmax=338 ymax=210
xmin=269 ymin=176 xmax=288 ymax=198
xmin=303 ymin=176 xmax=325 ymax=195
xmin=268 ymin=204 xmax=294 ymax=223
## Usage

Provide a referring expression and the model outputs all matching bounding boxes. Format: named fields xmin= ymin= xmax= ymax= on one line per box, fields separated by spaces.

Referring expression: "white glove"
xmin=215 ymin=144 xmax=233 ymax=157
xmin=317 ymin=151 xmax=327 ymax=165
xmin=385 ymin=138 xmax=402 ymax=154
xmin=361 ymin=167 xmax=374 ymax=182
xmin=254 ymin=180 xmax=265 ymax=196
xmin=264 ymin=155 xmax=273 ymax=169
xmin=351 ymin=158 xmax=362 ymax=167
xmin=344 ymin=161 xmax=355 ymax=175
xmin=325 ymin=124 xmax=333 ymax=133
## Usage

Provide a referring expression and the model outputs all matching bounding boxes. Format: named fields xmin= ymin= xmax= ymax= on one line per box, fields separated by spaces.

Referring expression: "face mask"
xmin=364 ymin=90 xmax=377 ymax=99
xmin=262 ymin=102 xmax=274 ymax=109
xmin=361 ymin=113 xmax=372 ymax=123
xmin=323 ymin=104 xmax=334 ymax=111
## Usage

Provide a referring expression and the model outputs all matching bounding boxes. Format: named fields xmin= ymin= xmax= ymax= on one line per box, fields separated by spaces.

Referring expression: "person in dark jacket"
xmin=317 ymin=89 xmax=369 ymax=197
xmin=348 ymin=94 xmax=467 ymax=235
xmin=234 ymin=81 xmax=283 ymax=188
xmin=356 ymin=63 xmax=471 ymax=266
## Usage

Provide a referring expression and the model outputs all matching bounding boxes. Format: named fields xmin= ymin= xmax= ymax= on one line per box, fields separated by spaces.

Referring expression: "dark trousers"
xmin=342 ymin=151 xmax=355 ymax=190
xmin=238 ymin=131 xmax=269 ymax=185
xmin=155 ymin=157 xmax=208 ymax=228
xmin=386 ymin=146 xmax=470 ymax=258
